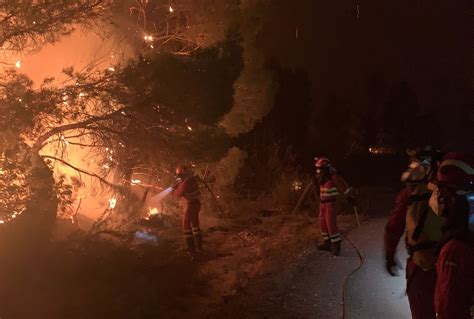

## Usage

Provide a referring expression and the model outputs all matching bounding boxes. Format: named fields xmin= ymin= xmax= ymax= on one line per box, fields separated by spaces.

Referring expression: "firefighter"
xmin=429 ymin=152 xmax=474 ymax=319
xmin=172 ymin=165 xmax=202 ymax=253
xmin=314 ymin=157 xmax=354 ymax=256
xmin=383 ymin=146 xmax=443 ymax=319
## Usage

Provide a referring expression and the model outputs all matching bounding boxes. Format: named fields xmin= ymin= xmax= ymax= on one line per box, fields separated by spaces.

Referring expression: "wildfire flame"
xmin=108 ymin=197 xmax=117 ymax=209
xmin=15 ymin=60 xmax=21 ymax=69
xmin=144 ymin=207 xmax=159 ymax=220
xmin=60 ymin=135 xmax=69 ymax=145
xmin=169 ymin=5 xmax=174 ymax=13
xmin=131 ymin=179 xmax=142 ymax=185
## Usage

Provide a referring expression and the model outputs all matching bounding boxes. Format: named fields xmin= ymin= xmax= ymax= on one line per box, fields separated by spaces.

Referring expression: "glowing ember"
xmin=291 ymin=180 xmax=303 ymax=191
xmin=108 ymin=67 xmax=115 ymax=72
xmin=15 ymin=60 xmax=21 ymax=69
xmin=169 ymin=5 xmax=174 ymax=13
xmin=131 ymin=179 xmax=142 ymax=185
xmin=143 ymin=35 xmax=153 ymax=42
xmin=149 ymin=207 xmax=158 ymax=216
xmin=60 ymin=135 xmax=69 ymax=145
xmin=368 ymin=146 xmax=396 ymax=155
xmin=187 ymin=125 xmax=193 ymax=131
xmin=108 ymin=197 xmax=117 ymax=209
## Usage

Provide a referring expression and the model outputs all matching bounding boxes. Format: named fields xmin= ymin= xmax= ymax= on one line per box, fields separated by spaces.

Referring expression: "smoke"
xmin=148 ymin=187 xmax=174 ymax=207
xmin=10 ymin=23 xmax=134 ymax=224
xmin=3 ymin=24 xmax=133 ymax=86
xmin=212 ymin=147 xmax=248 ymax=192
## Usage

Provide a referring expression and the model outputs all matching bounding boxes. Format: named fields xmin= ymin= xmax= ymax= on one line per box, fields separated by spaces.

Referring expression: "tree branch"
xmin=32 ymin=107 xmax=127 ymax=154
xmin=41 ymin=155 xmax=123 ymax=192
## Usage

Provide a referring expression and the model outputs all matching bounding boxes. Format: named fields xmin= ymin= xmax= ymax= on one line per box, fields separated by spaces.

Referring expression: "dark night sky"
xmin=257 ymin=0 xmax=472 ymax=150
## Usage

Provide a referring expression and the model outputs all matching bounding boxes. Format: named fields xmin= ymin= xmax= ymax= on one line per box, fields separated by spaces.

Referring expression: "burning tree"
xmin=1 ymin=37 xmax=242 ymax=231
xmin=0 ymin=1 xmax=115 ymax=247
xmin=0 ymin=0 xmax=281 ymax=240
xmin=127 ymin=0 xmax=239 ymax=55
xmin=0 ymin=1 xmax=112 ymax=53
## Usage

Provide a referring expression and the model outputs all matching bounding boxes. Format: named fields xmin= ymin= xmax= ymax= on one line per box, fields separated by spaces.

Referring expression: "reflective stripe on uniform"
xmin=321 ymin=187 xmax=339 ymax=196
xmin=321 ymin=232 xmax=329 ymax=240
xmin=330 ymin=233 xmax=342 ymax=243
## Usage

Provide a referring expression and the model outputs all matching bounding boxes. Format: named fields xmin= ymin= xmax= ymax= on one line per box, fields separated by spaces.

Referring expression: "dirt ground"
xmin=0 ymin=199 xmax=365 ymax=319
xmin=202 ymin=212 xmax=364 ymax=319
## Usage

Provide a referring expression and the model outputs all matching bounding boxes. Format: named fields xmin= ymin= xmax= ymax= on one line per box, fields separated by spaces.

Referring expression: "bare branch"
xmin=32 ymin=107 xmax=127 ymax=154
xmin=41 ymin=155 xmax=122 ymax=191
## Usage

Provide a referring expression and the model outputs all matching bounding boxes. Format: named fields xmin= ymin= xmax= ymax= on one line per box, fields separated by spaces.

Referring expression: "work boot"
xmin=185 ymin=236 xmax=195 ymax=253
xmin=194 ymin=233 xmax=203 ymax=252
xmin=331 ymin=241 xmax=341 ymax=256
xmin=317 ymin=239 xmax=331 ymax=251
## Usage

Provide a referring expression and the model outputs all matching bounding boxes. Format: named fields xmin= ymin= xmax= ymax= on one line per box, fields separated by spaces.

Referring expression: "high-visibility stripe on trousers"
xmin=183 ymin=200 xmax=201 ymax=233
xmin=319 ymin=201 xmax=341 ymax=242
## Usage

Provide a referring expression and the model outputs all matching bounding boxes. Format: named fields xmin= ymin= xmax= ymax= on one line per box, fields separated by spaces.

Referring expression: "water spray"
xmin=148 ymin=186 xmax=175 ymax=207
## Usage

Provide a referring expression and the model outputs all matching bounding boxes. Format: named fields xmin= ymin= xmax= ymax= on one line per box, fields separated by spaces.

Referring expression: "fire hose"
xmin=147 ymin=176 xmax=224 ymax=215
xmin=341 ymin=205 xmax=365 ymax=319
xmin=292 ymin=181 xmax=366 ymax=318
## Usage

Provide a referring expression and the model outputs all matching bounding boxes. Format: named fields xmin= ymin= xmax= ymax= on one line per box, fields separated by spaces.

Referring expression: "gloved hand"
xmin=385 ymin=254 xmax=401 ymax=276
xmin=171 ymin=178 xmax=182 ymax=190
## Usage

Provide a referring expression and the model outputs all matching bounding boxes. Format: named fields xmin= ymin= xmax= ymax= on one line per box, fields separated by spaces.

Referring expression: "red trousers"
xmin=183 ymin=200 xmax=201 ymax=235
xmin=319 ymin=201 xmax=341 ymax=242
xmin=406 ymin=258 xmax=436 ymax=319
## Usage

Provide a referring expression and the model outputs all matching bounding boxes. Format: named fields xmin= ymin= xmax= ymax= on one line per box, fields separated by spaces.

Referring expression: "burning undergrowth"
xmin=0 ymin=174 xmax=365 ymax=319
xmin=0 ymin=227 xmax=200 ymax=318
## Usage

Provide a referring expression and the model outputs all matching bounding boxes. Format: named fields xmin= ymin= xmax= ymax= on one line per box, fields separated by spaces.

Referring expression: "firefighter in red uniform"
xmin=383 ymin=147 xmax=443 ymax=319
xmin=172 ymin=165 xmax=202 ymax=253
xmin=429 ymin=152 xmax=474 ymax=319
xmin=315 ymin=157 xmax=354 ymax=256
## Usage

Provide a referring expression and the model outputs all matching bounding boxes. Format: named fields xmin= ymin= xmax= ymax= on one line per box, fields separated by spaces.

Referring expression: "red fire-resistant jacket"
xmin=384 ymin=187 xmax=411 ymax=257
xmin=172 ymin=176 xmax=201 ymax=203
xmin=435 ymin=238 xmax=474 ymax=319
xmin=319 ymin=174 xmax=350 ymax=202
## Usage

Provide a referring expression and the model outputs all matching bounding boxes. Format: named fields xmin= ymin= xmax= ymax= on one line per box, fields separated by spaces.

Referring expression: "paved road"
xmin=211 ymin=188 xmax=413 ymax=318
xmin=209 ymin=216 xmax=411 ymax=319
xmin=344 ymin=218 xmax=410 ymax=319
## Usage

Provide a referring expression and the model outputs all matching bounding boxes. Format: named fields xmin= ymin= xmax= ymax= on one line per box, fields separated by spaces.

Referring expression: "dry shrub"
xmin=205 ymin=147 xmax=248 ymax=212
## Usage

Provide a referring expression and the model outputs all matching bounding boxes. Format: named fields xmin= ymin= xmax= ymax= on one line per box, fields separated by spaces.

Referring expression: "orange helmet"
xmin=175 ymin=165 xmax=188 ymax=176
xmin=436 ymin=153 xmax=474 ymax=192
xmin=314 ymin=157 xmax=331 ymax=169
